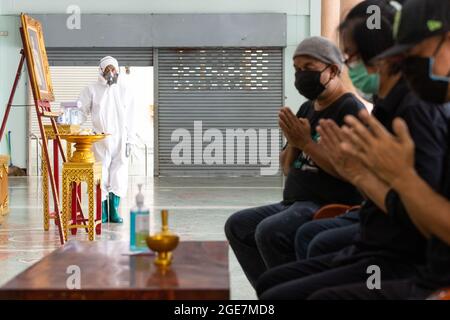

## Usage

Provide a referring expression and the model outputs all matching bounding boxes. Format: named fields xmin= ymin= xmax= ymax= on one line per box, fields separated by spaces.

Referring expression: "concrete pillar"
xmin=321 ymin=0 xmax=372 ymax=109
xmin=321 ymin=0 xmax=341 ymax=42
xmin=340 ymin=0 xmax=364 ymax=21
xmin=321 ymin=0 xmax=364 ymax=41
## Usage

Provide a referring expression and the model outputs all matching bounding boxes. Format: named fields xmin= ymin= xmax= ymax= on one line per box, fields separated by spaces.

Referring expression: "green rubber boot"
xmin=102 ymin=198 xmax=109 ymax=223
xmin=109 ymin=192 xmax=123 ymax=223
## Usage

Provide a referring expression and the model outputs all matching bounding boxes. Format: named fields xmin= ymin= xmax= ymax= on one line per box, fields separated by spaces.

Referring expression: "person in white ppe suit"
xmin=78 ymin=56 xmax=137 ymax=223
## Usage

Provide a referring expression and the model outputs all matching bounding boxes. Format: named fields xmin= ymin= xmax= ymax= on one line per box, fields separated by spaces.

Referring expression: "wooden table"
xmin=0 ymin=241 xmax=229 ymax=300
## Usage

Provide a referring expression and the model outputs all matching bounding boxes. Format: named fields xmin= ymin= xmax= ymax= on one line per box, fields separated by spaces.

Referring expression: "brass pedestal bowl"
xmin=58 ymin=134 xmax=108 ymax=163
xmin=146 ymin=233 xmax=180 ymax=267
xmin=146 ymin=209 xmax=179 ymax=267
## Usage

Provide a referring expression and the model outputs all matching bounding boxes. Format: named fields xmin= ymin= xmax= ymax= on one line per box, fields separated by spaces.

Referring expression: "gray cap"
xmin=293 ymin=36 xmax=344 ymax=71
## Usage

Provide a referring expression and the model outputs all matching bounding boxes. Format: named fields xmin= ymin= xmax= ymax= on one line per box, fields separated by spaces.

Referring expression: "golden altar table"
xmin=60 ymin=134 xmax=106 ymax=241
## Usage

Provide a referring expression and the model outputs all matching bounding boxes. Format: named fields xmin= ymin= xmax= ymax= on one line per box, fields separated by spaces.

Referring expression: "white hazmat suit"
xmin=78 ymin=57 xmax=137 ymax=206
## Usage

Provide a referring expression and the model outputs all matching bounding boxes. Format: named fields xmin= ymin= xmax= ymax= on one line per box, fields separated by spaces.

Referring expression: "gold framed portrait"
xmin=20 ymin=14 xmax=54 ymax=102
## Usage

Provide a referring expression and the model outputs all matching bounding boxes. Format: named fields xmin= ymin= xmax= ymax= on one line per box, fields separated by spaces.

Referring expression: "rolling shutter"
xmin=46 ymin=48 xmax=153 ymax=67
xmin=156 ymin=47 xmax=283 ymax=176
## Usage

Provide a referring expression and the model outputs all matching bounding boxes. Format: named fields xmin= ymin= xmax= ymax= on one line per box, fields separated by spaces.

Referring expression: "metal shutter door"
xmin=46 ymin=48 xmax=153 ymax=67
xmin=156 ymin=48 xmax=283 ymax=177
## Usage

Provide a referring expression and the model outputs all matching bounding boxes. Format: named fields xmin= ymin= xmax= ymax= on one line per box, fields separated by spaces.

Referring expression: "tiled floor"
xmin=0 ymin=175 xmax=284 ymax=299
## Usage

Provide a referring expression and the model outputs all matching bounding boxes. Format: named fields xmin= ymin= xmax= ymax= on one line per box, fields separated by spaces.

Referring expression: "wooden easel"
xmin=0 ymin=42 xmax=66 ymax=244
xmin=0 ymin=20 xmax=86 ymax=245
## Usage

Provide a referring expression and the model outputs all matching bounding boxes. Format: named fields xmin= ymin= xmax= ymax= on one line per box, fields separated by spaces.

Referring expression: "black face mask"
xmin=402 ymin=37 xmax=450 ymax=104
xmin=295 ymin=65 xmax=331 ymax=101
xmin=103 ymin=71 xmax=119 ymax=86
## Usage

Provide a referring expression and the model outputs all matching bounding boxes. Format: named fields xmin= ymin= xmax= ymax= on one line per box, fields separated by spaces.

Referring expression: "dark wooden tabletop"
xmin=0 ymin=241 xmax=229 ymax=300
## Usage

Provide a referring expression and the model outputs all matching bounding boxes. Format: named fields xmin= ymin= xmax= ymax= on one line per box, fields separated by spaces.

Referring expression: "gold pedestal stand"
xmin=0 ymin=155 xmax=9 ymax=225
xmin=60 ymin=134 xmax=106 ymax=241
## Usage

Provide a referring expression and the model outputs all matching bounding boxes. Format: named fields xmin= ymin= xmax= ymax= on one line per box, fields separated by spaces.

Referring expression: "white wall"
xmin=0 ymin=15 xmax=29 ymax=168
xmin=0 ymin=0 xmax=320 ymax=169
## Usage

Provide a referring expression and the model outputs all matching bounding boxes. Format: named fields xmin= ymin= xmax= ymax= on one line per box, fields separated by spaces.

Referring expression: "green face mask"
xmin=348 ymin=61 xmax=380 ymax=95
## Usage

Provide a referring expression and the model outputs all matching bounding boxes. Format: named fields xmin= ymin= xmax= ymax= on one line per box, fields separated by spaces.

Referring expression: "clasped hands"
xmin=278 ymin=107 xmax=313 ymax=151
xmin=317 ymin=109 xmax=415 ymax=186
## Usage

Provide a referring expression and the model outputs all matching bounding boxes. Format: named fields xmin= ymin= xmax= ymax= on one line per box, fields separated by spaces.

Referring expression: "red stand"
xmin=47 ymin=139 xmax=60 ymax=226
xmin=1 ymin=46 xmax=87 ymax=245
xmin=70 ymin=183 xmax=84 ymax=235
xmin=96 ymin=184 xmax=102 ymax=235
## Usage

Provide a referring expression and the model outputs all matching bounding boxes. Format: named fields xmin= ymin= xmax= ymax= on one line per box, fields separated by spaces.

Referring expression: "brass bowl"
xmin=146 ymin=233 xmax=179 ymax=267
xmin=146 ymin=233 xmax=179 ymax=253
xmin=58 ymin=134 xmax=109 ymax=163
xmin=58 ymin=134 xmax=108 ymax=145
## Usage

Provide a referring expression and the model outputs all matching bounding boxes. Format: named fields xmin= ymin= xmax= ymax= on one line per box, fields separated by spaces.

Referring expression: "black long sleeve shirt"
xmin=353 ymin=79 xmax=449 ymax=264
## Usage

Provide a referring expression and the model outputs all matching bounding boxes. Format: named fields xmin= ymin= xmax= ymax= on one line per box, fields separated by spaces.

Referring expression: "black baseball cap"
xmin=374 ymin=0 xmax=450 ymax=60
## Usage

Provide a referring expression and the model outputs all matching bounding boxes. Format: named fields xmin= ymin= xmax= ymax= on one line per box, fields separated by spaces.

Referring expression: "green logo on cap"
xmin=427 ymin=20 xmax=443 ymax=32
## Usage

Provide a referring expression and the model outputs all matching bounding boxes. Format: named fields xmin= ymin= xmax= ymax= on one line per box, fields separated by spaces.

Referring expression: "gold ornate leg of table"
xmin=88 ymin=173 xmax=95 ymax=241
xmin=62 ymin=172 xmax=69 ymax=242
xmin=42 ymin=144 xmax=49 ymax=231
xmin=66 ymin=143 xmax=72 ymax=161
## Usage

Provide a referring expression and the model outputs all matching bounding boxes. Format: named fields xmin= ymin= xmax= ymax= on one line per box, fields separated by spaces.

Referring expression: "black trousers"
xmin=295 ymin=218 xmax=359 ymax=260
xmin=224 ymin=201 xmax=320 ymax=287
xmin=308 ymin=279 xmax=434 ymax=300
xmin=256 ymin=248 xmax=418 ymax=300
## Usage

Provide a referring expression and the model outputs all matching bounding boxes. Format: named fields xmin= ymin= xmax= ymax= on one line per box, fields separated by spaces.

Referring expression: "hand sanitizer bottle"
xmin=130 ymin=184 xmax=150 ymax=252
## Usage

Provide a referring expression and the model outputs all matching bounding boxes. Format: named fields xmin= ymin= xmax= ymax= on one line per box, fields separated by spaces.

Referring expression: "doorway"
xmin=27 ymin=65 xmax=154 ymax=177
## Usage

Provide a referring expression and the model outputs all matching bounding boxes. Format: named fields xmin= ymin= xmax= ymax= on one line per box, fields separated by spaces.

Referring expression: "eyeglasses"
xmin=344 ymin=53 xmax=359 ymax=68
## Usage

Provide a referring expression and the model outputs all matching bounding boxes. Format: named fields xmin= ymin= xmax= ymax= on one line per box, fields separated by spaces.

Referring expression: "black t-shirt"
xmin=354 ymin=79 xmax=449 ymax=264
xmin=417 ymin=121 xmax=450 ymax=290
xmin=283 ymin=93 xmax=365 ymax=206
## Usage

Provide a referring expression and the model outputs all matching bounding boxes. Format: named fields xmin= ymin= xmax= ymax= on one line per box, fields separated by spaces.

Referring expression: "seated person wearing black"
xmin=224 ymin=36 xmax=364 ymax=288
xmin=309 ymin=0 xmax=450 ymax=300
xmin=256 ymin=0 xmax=449 ymax=299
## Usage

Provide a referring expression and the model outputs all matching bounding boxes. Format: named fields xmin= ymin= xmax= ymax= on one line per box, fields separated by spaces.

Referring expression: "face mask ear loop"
xmin=321 ymin=65 xmax=334 ymax=88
